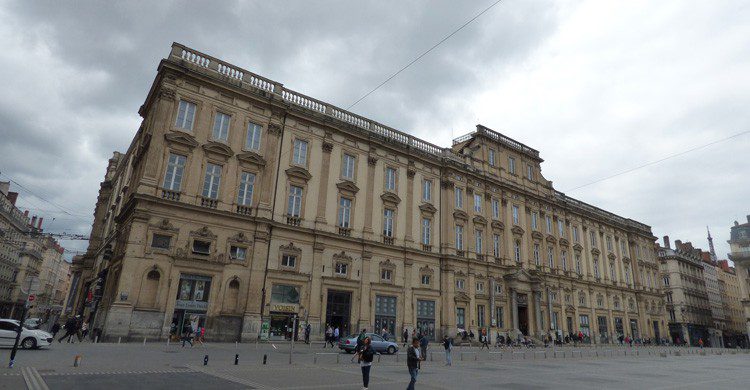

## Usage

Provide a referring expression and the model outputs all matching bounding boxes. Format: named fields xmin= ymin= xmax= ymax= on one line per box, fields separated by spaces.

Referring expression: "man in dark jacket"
xmin=58 ymin=316 xmax=79 ymax=343
xmin=419 ymin=333 xmax=428 ymax=359
xmin=407 ymin=337 xmax=421 ymax=390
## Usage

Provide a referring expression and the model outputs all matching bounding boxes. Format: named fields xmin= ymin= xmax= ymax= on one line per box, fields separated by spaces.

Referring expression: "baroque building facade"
xmin=68 ymin=43 xmax=667 ymax=343
xmin=727 ymin=216 xmax=750 ymax=344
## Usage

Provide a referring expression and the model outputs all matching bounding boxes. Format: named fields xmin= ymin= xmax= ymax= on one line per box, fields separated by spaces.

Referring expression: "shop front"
xmin=269 ymin=284 xmax=301 ymax=340
xmin=171 ymin=274 xmax=211 ymax=337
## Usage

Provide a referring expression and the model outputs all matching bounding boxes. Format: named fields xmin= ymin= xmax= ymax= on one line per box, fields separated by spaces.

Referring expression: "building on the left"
xmin=0 ymin=181 xmax=71 ymax=323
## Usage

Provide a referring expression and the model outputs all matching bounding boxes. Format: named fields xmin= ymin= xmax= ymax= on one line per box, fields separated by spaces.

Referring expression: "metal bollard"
xmin=336 ymin=354 xmax=340 ymax=364
xmin=263 ymin=354 xmax=267 ymax=365
xmin=143 ymin=337 xmax=147 ymax=345
xmin=94 ymin=336 xmax=99 ymax=344
xmin=73 ymin=355 xmax=82 ymax=367
xmin=235 ymin=354 xmax=239 ymax=365
xmin=166 ymin=338 xmax=169 ymax=346
xmin=118 ymin=337 xmax=121 ymax=344
xmin=204 ymin=355 xmax=209 ymax=366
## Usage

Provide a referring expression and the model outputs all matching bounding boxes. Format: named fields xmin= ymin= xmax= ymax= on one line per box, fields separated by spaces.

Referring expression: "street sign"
xmin=27 ymin=294 xmax=35 ymax=302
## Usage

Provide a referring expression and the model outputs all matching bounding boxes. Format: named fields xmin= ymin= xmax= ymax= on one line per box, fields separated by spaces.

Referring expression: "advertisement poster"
xmin=260 ymin=319 xmax=270 ymax=341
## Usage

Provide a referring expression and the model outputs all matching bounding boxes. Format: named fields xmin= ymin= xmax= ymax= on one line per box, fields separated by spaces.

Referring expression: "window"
xmin=422 ymin=179 xmax=432 ymax=201
xmin=573 ymin=226 xmax=579 ymax=243
xmin=512 ymin=205 xmax=519 ymax=225
xmin=609 ymin=261 xmax=616 ymax=280
xmin=338 ymin=197 xmax=352 ymax=228
xmin=514 ymin=240 xmax=521 ymax=262
xmin=245 ymin=122 xmax=263 ymax=151
xmin=531 ymin=212 xmax=538 ymax=230
xmin=212 ymin=112 xmax=231 ymax=142
xmin=593 ymin=257 xmax=600 ymax=278
xmin=335 ymin=262 xmax=348 ymax=276
xmin=342 ymin=154 xmax=356 ymax=180
xmin=383 ymin=209 xmax=395 ymax=237
xmin=493 ymin=234 xmax=501 ymax=257
xmin=151 ymin=234 xmax=171 ymax=249
xmin=561 ymin=250 xmax=568 ymax=271
xmin=663 ymin=276 xmax=670 ymax=286
xmin=533 ymin=243 xmax=541 ymax=266
xmin=476 ymin=282 xmax=484 ymax=292
xmin=625 ymin=266 xmax=631 ymax=284
xmin=421 ymin=274 xmax=431 ymax=285
xmin=287 ymin=185 xmax=303 ymax=217
xmin=527 ymin=164 xmax=533 ymax=180
xmin=271 ymin=285 xmax=300 ymax=304
xmin=385 ymin=167 xmax=397 ymax=191
xmin=590 ymin=231 xmax=597 ymax=247
xmin=492 ymin=199 xmax=500 ymax=219
xmin=456 ymin=279 xmax=465 ymax=290
xmin=473 ymin=193 xmax=482 ymax=213
xmin=202 ymin=163 xmax=222 ymax=199
xmin=597 ymin=295 xmax=604 ymax=308
xmin=494 ymin=282 xmax=503 ymax=295
xmin=477 ymin=305 xmax=485 ymax=327
xmin=230 ymin=245 xmax=246 ymax=261
xmin=548 ymin=247 xmax=554 ymax=268
xmin=668 ymin=309 xmax=676 ymax=322
xmin=175 ymin=100 xmax=196 ymax=130
xmin=455 ymin=187 xmax=463 ymax=209
xmin=666 ymin=292 xmax=673 ymax=303
xmin=508 ymin=156 xmax=516 ymax=174
xmin=421 ymin=218 xmax=431 ymax=245
xmin=579 ymin=293 xmax=586 ymax=306
xmin=292 ymin=139 xmax=308 ymax=166
xmin=192 ymin=240 xmax=211 ymax=255
xmin=281 ymin=254 xmax=296 ymax=268
xmin=381 ymin=268 xmax=392 ymax=281
xmin=558 ymin=220 xmax=565 ymax=237
xmin=237 ymin=172 xmax=255 ymax=206
xmin=456 ymin=308 xmax=466 ymax=328
xmin=546 ymin=216 xmax=552 ymax=233
xmin=475 ymin=230 xmax=483 ymax=253
xmin=163 ymin=153 xmax=186 ymax=191
xmin=620 ymin=240 xmax=626 ymax=255
xmin=495 ymin=307 xmax=504 ymax=328
xmin=489 ymin=149 xmax=496 ymax=166
xmin=606 ymin=236 xmax=613 ymax=251
xmin=455 ymin=225 xmax=464 ymax=250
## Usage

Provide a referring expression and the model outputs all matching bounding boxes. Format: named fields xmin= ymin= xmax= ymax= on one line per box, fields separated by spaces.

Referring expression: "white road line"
xmin=22 ymin=367 xmax=50 ymax=390
xmin=188 ymin=364 xmax=274 ymax=389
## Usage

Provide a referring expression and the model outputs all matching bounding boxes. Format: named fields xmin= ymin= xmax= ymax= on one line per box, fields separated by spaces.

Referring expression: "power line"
xmin=347 ymin=0 xmax=504 ymax=110
xmin=564 ymin=130 xmax=750 ymax=193
xmin=0 ymin=172 xmax=87 ymax=218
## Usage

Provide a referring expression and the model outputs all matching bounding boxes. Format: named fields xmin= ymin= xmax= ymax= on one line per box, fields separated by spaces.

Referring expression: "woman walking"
xmin=358 ymin=337 xmax=375 ymax=390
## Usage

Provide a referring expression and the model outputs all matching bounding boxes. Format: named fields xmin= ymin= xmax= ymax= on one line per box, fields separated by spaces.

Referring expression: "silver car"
xmin=338 ymin=333 xmax=399 ymax=354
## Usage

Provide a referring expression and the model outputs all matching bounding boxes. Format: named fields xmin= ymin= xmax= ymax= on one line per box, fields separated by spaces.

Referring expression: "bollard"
xmin=167 ymin=338 xmax=170 ymax=346
xmin=235 ymin=341 xmax=238 ymax=349
xmin=73 ymin=355 xmax=82 ymax=367
xmin=336 ymin=354 xmax=340 ymax=364
xmin=94 ymin=335 xmax=99 ymax=344
xmin=204 ymin=355 xmax=209 ymax=366
xmin=263 ymin=354 xmax=267 ymax=365
xmin=235 ymin=354 xmax=239 ymax=365
xmin=118 ymin=337 xmax=121 ymax=344
xmin=143 ymin=337 xmax=147 ymax=345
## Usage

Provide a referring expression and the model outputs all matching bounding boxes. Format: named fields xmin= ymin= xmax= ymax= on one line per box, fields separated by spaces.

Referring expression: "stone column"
xmin=241 ymin=226 xmax=270 ymax=341
xmin=363 ymin=156 xmax=377 ymax=240
xmin=308 ymin=241 xmax=325 ymax=337
xmin=547 ymin=286 xmax=554 ymax=334
xmin=404 ymin=258 xmax=414 ymax=329
xmin=358 ymin=250 xmax=373 ymax=331
xmin=511 ymin=289 xmax=519 ymax=332
xmin=535 ymin=291 xmax=543 ymax=337
xmin=590 ymin=288 xmax=597 ymax=345
xmin=257 ymin=122 xmax=283 ymax=220
xmin=315 ymin=141 xmax=333 ymax=228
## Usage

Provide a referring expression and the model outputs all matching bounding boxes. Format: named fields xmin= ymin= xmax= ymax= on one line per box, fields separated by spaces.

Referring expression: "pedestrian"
xmin=334 ymin=326 xmax=340 ymax=344
xmin=480 ymin=328 xmax=489 ymax=350
xmin=358 ymin=336 xmax=375 ymax=390
xmin=324 ymin=325 xmax=332 ymax=348
xmin=181 ymin=328 xmax=193 ymax=348
xmin=698 ymin=338 xmax=704 ymax=349
xmin=495 ymin=331 xmax=502 ymax=348
xmin=443 ymin=335 xmax=453 ymax=366
xmin=200 ymin=326 xmax=206 ymax=343
xmin=356 ymin=329 xmax=367 ymax=353
xmin=50 ymin=322 xmax=61 ymax=337
xmin=304 ymin=323 xmax=311 ymax=344
xmin=80 ymin=320 xmax=89 ymax=341
xmin=419 ymin=332 xmax=428 ymax=359
xmin=407 ymin=337 xmax=422 ymax=390
xmin=58 ymin=316 xmax=79 ymax=343
xmin=403 ymin=327 xmax=409 ymax=347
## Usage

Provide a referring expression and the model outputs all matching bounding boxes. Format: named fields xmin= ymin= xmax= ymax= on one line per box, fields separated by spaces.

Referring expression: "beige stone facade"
xmin=717 ymin=260 xmax=747 ymax=347
xmin=727 ymin=216 xmax=750 ymax=344
xmin=68 ymin=43 xmax=667 ymax=343
xmin=0 ymin=181 xmax=28 ymax=317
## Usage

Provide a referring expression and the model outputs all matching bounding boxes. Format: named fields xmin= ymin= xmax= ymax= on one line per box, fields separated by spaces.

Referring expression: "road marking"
xmin=188 ymin=364 xmax=274 ymax=389
xmin=22 ymin=367 xmax=50 ymax=390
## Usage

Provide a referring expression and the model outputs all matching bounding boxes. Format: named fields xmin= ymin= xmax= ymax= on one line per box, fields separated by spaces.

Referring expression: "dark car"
xmin=338 ymin=333 xmax=399 ymax=354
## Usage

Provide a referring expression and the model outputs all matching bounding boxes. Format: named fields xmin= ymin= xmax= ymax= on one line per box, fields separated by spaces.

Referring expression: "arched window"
xmin=138 ymin=269 xmax=160 ymax=308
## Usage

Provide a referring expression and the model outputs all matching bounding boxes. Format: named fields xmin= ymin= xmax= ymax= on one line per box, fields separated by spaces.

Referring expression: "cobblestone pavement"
xmin=1 ymin=342 xmax=749 ymax=389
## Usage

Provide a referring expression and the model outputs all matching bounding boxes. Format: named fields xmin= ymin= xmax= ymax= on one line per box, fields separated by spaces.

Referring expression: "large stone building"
xmin=717 ymin=260 xmax=747 ymax=347
xmin=0 ymin=181 xmax=27 ymax=317
xmin=68 ymin=43 xmax=667 ymax=343
xmin=700 ymin=252 xmax=725 ymax=347
xmin=727 ymin=216 xmax=750 ymax=344
xmin=658 ymin=237 xmax=712 ymax=345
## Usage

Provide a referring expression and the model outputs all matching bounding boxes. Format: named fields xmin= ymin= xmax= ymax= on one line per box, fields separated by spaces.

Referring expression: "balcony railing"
xmin=422 ymin=244 xmax=432 ymax=252
xmin=383 ymin=236 xmax=394 ymax=245
xmin=161 ymin=189 xmax=181 ymax=201
xmin=286 ymin=215 xmax=302 ymax=226
xmin=476 ymin=254 xmax=485 ymax=261
xmin=236 ymin=205 xmax=252 ymax=215
xmin=338 ymin=227 xmax=351 ymax=237
xmin=200 ymin=197 xmax=218 ymax=209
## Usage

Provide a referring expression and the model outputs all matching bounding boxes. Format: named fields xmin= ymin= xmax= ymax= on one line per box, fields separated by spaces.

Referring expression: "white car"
xmin=0 ymin=319 xmax=53 ymax=349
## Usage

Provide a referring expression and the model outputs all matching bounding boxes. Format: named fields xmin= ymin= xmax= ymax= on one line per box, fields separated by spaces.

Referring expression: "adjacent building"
xmin=717 ymin=260 xmax=746 ymax=347
xmin=0 ymin=181 xmax=27 ymax=317
xmin=727 ymin=216 xmax=750 ymax=344
xmin=67 ymin=43 xmax=668 ymax=343
xmin=658 ymin=237 xmax=712 ymax=345
xmin=700 ymin=252 xmax=725 ymax=347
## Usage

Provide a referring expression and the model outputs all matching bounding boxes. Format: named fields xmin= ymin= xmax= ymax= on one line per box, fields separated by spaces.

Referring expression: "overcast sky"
xmin=1 ymin=0 xmax=748 ymax=262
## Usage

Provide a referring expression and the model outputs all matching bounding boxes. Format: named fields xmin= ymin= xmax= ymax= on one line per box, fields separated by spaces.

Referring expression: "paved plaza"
xmin=1 ymin=342 xmax=749 ymax=389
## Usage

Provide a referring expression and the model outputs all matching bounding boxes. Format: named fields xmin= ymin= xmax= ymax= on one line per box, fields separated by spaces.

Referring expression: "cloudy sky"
xmin=0 ymin=0 xmax=748 ymax=261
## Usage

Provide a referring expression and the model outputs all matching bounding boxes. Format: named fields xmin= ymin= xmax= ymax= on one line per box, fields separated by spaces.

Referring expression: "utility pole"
xmin=8 ymin=276 xmax=37 ymax=368
xmin=289 ymin=314 xmax=297 ymax=364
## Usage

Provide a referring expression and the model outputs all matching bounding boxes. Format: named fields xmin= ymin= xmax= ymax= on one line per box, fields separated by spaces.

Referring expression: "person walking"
xmin=698 ymin=338 xmax=704 ymax=349
xmin=324 ymin=325 xmax=332 ymax=348
xmin=58 ymin=316 xmax=79 ymax=343
xmin=480 ymin=328 xmax=489 ymax=350
xmin=304 ymin=323 xmax=311 ymax=344
xmin=403 ymin=327 xmax=409 ymax=347
xmin=181 ymin=328 xmax=193 ymax=348
xmin=407 ymin=337 xmax=422 ymax=390
xmin=419 ymin=332 xmax=429 ymax=360
xmin=356 ymin=329 xmax=367 ymax=353
xmin=443 ymin=335 xmax=453 ymax=366
xmin=50 ymin=322 xmax=61 ymax=338
xmin=358 ymin=336 xmax=375 ymax=390
xmin=334 ymin=326 xmax=340 ymax=344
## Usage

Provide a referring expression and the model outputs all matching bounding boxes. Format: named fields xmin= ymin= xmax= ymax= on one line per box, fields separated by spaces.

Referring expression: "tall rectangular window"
xmin=342 ymin=154 xmax=356 ymax=180
xmin=338 ymin=197 xmax=352 ymax=228
xmin=533 ymin=243 xmax=541 ymax=266
xmin=548 ymin=247 xmax=554 ymax=268
xmin=573 ymin=226 xmax=579 ymax=243
xmin=561 ymin=250 xmax=568 ymax=271
xmin=287 ymin=185 xmax=303 ymax=217
xmin=245 ymin=122 xmax=262 ymax=151
xmin=237 ymin=172 xmax=255 ymax=206
xmin=163 ymin=153 xmax=186 ymax=190
xmin=474 ymin=194 xmax=482 ymax=213
xmin=212 ymin=112 xmax=231 ymax=142
xmin=455 ymin=187 xmax=463 ymax=209
xmin=610 ymin=260 xmax=616 ymax=281
xmin=489 ymin=149 xmax=496 ymax=166
xmin=531 ymin=212 xmax=538 ymax=230
xmin=508 ymin=157 xmax=516 ymax=174
xmin=456 ymin=308 xmax=465 ymax=329
xmin=512 ymin=205 xmax=519 ymax=225
xmin=546 ymin=216 xmax=552 ymax=233
xmin=475 ymin=230 xmax=483 ymax=253
xmin=606 ymin=235 xmax=613 ymax=251
xmin=593 ymin=258 xmax=600 ymax=278
xmin=514 ymin=240 xmax=521 ymax=262
xmin=385 ymin=167 xmax=397 ymax=191
xmin=421 ymin=218 xmax=431 ymax=245
xmin=292 ymin=139 xmax=308 ymax=166
xmin=590 ymin=231 xmax=597 ymax=247
xmin=455 ymin=225 xmax=464 ymax=250
xmin=175 ymin=100 xmax=196 ymax=130
xmin=492 ymin=199 xmax=500 ymax=219
xmin=422 ymin=179 xmax=432 ymax=202
xmin=620 ymin=240 xmax=627 ymax=256
xmin=495 ymin=307 xmax=504 ymax=328
xmin=477 ymin=305 xmax=485 ymax=327
xmin=558 ymin=220 xmax=565 ymax=237
xmin=575 ymin=254 xmax=582 ymax=274
xmin=527 ymin=164 xmax=533 ymax=180
xmin=383 ymin=209 xmax=394 ymax=237
xmin=202 ymin=163 xmax=222 ymax=199
xmin=493 ymin=234 xmax=500 ymax=258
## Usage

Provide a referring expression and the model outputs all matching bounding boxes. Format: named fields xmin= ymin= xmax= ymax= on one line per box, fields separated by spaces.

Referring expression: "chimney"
xmin=30 ymin=216 xmax=37 ymax=228
xmin=663 ymin=235 xmax=671 ymax=249
xmin=37 ymin=217 xmax=43 ymax=230
xmin=674 ymin=239 xmax=682 ymax=250
xmin=7 ymin=192 xmax=18 ymax=205
xmin=747 ymin=215 xmax=750 ymax=223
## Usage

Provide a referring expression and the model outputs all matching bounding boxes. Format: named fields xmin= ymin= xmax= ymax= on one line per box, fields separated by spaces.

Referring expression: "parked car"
xmin=0 ymin=319 xmax=53 ymax=349
xmin=338 ymin=333 xmax=399 ymax=354
xmin=24 ymin=318 xmax=42 ymax=329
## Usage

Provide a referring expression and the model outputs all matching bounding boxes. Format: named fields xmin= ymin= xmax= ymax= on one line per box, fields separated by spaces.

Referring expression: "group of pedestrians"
xmin=55 ymin=315 xmax=89 ymax=343
xmin=178 ymin=323 xmax=206 ymax=347
xmin=322 ymin=324 xmax=340 ymax=348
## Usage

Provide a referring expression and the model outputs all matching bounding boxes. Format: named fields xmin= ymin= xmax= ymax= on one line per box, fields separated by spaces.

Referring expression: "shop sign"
xmin=271 ymin=303 xmax=299 ymax=313
xmin=175 ymin=300 xmax=209 ymax=311
xmin=260 ymin=319 xmax=270 ymax=341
